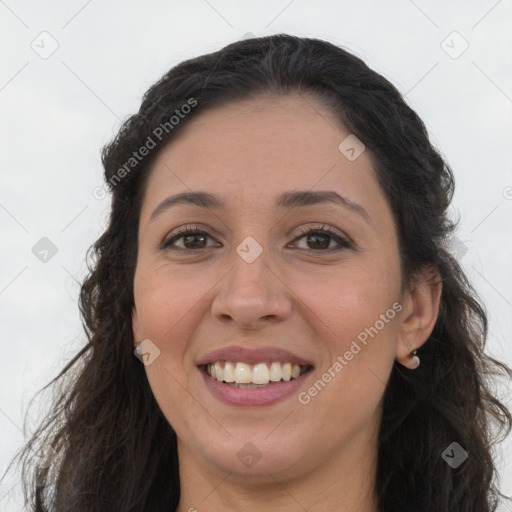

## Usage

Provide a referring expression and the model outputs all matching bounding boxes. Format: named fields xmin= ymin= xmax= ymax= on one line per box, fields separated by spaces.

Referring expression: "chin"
xmin=198 ymin=434 xmax=309 ymax=478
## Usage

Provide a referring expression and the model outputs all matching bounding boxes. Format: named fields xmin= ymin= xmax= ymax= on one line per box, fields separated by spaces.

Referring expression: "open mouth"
xmin=201 ymin=361 xmax=314 ymax=389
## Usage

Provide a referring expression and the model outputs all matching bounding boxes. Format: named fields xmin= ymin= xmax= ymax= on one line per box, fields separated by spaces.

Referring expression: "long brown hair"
xmin=3 ymin=34 xmax=511 ymax=512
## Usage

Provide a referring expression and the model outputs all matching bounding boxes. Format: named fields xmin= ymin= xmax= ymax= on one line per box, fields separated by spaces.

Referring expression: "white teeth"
xmin=269 ymin=362 xmax=282 ymax=381
xmin=223 ymin=361 xmax=235 ymax=382
xmin=214 ymin=362 xmax=223 ymax=382
xmin=206 ymin=361 xmax=309 ymax=385
xmin=234 ymin=362 xmax=252 ymax=383
xmin=282 ymin=362 xmax=292 ymax=381
xmin=252 ymin=363 xmax=270 ymax=384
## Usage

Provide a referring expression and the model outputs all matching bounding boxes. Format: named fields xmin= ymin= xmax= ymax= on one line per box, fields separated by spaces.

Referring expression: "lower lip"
xmin=200 ymin=368 xmax=313 ymax=407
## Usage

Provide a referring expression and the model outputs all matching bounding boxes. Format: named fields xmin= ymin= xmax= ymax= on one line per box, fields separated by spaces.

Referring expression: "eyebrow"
xmin=149 ymin=190 xmax=371 ymax=224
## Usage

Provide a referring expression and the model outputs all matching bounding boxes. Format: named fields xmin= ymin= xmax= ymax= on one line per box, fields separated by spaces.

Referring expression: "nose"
xmin=211 ymin=245 xmax=292 ymax=330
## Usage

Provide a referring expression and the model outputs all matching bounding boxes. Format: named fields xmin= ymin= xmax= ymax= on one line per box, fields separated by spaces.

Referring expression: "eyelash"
xmin=160 ymin=224 xmax=353 ymax=254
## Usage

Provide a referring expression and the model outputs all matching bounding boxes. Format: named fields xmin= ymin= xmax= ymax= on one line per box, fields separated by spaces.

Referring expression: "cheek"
xmin=135 ymin=265 xmax=212 ymax=342
xmin=291 ymin=301 xmax=398 ymax=466
xmin=133 ymin=269 xmax=204 ymax=408
xmin=293 ymin=262 xmax=400 ymax=405
xmin=293 ymin=262 xmax=400 ymax=344
xmin=134 ymin=269 xmax=207 ymax=430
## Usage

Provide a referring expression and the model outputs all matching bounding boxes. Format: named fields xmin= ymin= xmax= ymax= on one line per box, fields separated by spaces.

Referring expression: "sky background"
xmin=1 ymin=0 xmax=511 ymax=510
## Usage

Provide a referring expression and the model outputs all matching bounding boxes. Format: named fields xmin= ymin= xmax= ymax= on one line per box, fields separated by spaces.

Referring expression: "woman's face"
xmin=132 ymin=93 xmax=410 ymax=481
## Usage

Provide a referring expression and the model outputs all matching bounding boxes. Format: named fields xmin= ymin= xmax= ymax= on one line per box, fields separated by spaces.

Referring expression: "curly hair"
xmin=3 ymin=33 xmax=511 ymax=512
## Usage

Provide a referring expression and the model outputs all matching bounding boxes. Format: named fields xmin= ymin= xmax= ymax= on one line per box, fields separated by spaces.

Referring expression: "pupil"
xmin=308 ymin=234 xmax=329 ymax=249
xmin=184 ymin=234 xmax=206 ymax=249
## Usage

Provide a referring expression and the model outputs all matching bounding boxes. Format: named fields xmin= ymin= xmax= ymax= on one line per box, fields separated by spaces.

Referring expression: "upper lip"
xmin=196 ymin=346 xmax=314 ymax=367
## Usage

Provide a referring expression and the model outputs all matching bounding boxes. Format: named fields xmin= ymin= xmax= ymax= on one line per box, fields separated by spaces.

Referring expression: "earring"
xmin=412 ymin=349 xmax=420 ymax=369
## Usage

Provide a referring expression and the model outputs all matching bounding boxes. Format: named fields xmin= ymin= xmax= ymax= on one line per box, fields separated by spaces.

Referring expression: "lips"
xmin=196 ymin=345 xmax=314 ymax=367
xmin=201 ymin=369 xmax=313 ymax=406
xmin=196 ymin=345 xmax=315 ymax=406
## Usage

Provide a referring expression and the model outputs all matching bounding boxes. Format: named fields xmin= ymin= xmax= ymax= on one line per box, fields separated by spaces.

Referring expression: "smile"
xmin=205 ymin=361 xmax=311 ymax=387
xmin=200 ymin=362 xmax=314 ymax=406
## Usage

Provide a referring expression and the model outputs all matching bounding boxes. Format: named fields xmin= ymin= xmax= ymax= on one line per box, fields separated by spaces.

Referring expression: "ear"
xmin=132 ymin=306 xmax=140 ymax=348
xmin=396 ymin=265 xmax=442 ymax=369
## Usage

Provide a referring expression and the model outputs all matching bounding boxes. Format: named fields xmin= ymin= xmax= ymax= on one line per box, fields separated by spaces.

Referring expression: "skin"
xmin=131 ymin=93 xmax=442 ymax=512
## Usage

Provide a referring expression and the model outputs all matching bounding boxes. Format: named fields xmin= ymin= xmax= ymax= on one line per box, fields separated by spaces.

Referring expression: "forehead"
xmin=140 ymin=93 xmax=385 ymax=219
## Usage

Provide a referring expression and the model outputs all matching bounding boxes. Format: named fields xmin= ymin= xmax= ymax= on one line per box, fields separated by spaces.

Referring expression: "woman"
xmin=5 ymin=34 xmax=511 ymax=512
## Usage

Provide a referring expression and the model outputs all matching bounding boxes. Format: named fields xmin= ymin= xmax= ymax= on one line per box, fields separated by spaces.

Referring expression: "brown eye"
xmin=161 ymin=227 xmax=216 ymax=251
xmin=292 ymin=226 xmax=352 ymax=253
xmin=181 ymin=232 xmax=208 ymax=250
xmin=304 ymin=232 xmax=331 ymax=250
xmin=160 ymin=224 xmax=352 ymax=254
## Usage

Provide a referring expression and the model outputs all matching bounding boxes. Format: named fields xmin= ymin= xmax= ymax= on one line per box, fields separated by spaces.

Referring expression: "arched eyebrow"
xmin=149 ymin=190 xmax=371 ymax=225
